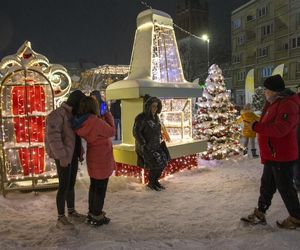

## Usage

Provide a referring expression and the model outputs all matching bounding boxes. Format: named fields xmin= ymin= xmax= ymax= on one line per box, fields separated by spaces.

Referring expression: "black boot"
xmin=251 ymin=149 xmax=259 ymax=158
xmin=147 ymin=182 xmax=161 ymax=191
xmin=155 ymin=180 xmax=165 ymax=190
xmin=243 ymin=148 xmax=248 ymax=155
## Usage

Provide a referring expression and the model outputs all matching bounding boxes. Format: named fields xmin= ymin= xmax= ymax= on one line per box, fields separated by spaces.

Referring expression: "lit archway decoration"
xmin=0 ymin=41 xmax=71 ymax=196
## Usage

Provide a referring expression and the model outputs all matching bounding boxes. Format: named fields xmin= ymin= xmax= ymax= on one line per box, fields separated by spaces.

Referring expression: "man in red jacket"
xmin=241 ymin=74 xmax=300 ymax=229
xmin=293 ymin=84 xmax=300 ymax=191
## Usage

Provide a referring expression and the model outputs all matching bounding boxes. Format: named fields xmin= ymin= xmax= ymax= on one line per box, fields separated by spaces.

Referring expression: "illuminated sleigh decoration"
xmin=0 ymin=41 xmax=71 ymax=196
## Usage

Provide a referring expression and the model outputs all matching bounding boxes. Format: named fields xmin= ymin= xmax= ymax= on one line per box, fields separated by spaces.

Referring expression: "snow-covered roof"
xmin=137 ymin=9 xmax=172 ymax=27
xmin=106 ymin=78 xmax=202 ymax=100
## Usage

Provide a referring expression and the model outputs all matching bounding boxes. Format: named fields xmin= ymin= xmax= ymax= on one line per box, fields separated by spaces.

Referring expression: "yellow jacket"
xmin=236 ymin=110 xmax=260 ymax=138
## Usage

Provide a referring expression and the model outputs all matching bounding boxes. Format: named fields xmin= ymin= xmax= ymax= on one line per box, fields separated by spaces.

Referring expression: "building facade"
xmin=231 ymin=0 xmax=300 ymax=105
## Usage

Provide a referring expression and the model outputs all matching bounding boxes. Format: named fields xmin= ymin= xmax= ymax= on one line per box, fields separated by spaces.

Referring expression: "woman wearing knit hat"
xmin=241 ymin=74 xmax=300 ymax=229
xmin=46 ymin=90 xmax=86 ymax=229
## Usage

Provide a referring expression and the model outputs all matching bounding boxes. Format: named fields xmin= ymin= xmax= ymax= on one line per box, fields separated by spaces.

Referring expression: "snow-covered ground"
xmin=0 ymin=155 xmax=300 ymax=250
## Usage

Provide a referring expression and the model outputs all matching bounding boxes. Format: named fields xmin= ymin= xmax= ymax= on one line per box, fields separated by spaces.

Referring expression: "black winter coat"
xmin=133 ymin=97 xmax=168 ymax=169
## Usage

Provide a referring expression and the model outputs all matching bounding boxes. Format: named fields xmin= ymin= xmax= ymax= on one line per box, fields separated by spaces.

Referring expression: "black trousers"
xmin=55 ymin=155 xmax=78 ymax=216
xmin=293 ymin=159 xmax=300 ymax=189
xmin=258 ymin=161 xmax=300 ymax=219
xmin=148 ymin=168 xmax=164 ymax=185
xmin=89 ymin=177 xmax=109 ymax=216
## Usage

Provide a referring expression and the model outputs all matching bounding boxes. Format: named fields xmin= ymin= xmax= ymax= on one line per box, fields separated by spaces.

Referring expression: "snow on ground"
xmin=0 ymin=156 xmax=300 ymax=250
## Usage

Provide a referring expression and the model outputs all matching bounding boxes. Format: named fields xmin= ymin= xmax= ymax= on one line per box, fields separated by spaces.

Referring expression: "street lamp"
xmin=201 ymin=34 xmax=210 ymax=68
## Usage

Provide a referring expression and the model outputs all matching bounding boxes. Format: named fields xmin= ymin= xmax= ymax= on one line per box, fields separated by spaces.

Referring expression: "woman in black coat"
xmin=133 ymin=95 xmax=169 ymax=191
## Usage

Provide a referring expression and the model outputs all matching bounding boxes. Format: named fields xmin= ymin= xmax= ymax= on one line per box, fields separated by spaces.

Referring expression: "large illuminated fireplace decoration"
xmin=106 ymin=9 xmax=207 ymax=183
xmin=0 ymin=41 xmax=71 ymax=195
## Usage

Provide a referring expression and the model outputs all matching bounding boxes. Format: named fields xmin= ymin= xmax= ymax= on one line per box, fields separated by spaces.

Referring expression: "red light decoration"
xmin=12 ymin=85 xmax=46 ymax=176
xmin=115 ymin=154 xmax=198 ymax=183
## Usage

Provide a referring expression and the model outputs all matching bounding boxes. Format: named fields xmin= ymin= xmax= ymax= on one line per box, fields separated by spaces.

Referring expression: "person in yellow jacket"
xmin=236 ymin=103 xmax=260 ymax=158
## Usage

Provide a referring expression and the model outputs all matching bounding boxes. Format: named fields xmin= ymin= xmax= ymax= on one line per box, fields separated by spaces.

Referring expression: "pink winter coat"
xmin=76 ymin=112 xmax=116 ymax=179
xmin=45 ymin=102 xmax=75 ymax=167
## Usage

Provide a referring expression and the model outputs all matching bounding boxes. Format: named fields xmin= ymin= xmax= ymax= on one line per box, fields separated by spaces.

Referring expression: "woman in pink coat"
xmin=73 ymin=96 xmax=115 ymax=226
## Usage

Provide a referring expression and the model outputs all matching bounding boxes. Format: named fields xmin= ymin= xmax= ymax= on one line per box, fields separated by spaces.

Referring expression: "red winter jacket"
xmin=76 ymin=112 xmax=116 ymax=180
xmin=253 ymin=90 xmax=300 ymax=164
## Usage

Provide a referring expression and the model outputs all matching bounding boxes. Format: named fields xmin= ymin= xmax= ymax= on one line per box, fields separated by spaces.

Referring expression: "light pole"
xmin=201 ymin=34 xmax=210 ymax=68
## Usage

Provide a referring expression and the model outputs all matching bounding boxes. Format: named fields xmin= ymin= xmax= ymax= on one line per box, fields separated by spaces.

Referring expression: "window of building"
xmin=237 ymin=71 xmax=246 ymax=81
xmin=261 ymin=23 xmax=273 ymax=37
xmin=261 ymin=66 xmax=273 ymax=78
xmin=237 ymin=34 xmax=245 ymax=45
xmin=232 ymin=19 xmax=241 ymax=30
xmin=296 ymin=12 xmax=300 ymax=26
xmin=296 ymin=62 xmax=300 ymax=73
xmin=258 ymin=5 xmax=268 ymax=18
xmin=247 ymin=15 xmax=256 ymax=22
xmin=257 ymin=46 xmax=269 ymax=57
xmin=291 ymin=36 xmax=300 ymax=48
xmin=232 ymin=54 xmax=241 ymax=64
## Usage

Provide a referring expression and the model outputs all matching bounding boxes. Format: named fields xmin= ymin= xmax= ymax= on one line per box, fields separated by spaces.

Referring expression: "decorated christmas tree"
xmin=252 ymin=86 xmax=265 ymax=113
xmin=193 ymin=64 xmax=244 ymax=160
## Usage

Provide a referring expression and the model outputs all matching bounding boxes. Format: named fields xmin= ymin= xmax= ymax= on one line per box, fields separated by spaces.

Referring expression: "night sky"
xmin=0 ymin=0 xmax=248 ymax=65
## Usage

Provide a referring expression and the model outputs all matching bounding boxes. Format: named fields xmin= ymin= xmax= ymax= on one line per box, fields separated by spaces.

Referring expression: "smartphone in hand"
xmin=100 ymin=102 xmax=108 ymax=116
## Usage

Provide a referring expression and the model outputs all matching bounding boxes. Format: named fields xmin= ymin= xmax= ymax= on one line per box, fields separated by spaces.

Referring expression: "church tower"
xmin=176 ymin=0 xmax=209 ymax=40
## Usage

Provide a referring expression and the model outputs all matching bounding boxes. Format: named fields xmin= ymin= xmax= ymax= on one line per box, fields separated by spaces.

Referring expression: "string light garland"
xmin=115 ymin=154 xmax=198 ymax=184
xmin=139 ymin=0 xmax=203 ymax=40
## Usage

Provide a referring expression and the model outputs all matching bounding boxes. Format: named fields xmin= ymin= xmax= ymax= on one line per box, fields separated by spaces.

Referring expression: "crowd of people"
xmin=45 ymin=74 xmax=300 ymax=230
xmin=45 ymin=91 xmax=170 ymax=228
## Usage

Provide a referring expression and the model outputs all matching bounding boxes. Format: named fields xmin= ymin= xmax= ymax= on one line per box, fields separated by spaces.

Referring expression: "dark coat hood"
xmin=143 ymin=95 xmax=162 ymax=116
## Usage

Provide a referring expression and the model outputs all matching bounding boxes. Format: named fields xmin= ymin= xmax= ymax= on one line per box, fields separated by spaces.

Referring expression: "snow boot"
xmin=251 ymin=149 xmax=259 ymax=158
xmin=147 ymin=182 xmax=161 ymax=191
xmin=243 ymin=148 xmax=248 ymax=155
xmin=56 ymin=215 xmax=75 ymax=229
xmin=241 ymin=208 xmax=266 ymax=225
xmin=87 ymin=212 xmax=110 ymax=227
xmin=155 ymin=180 xmax=165 ymax=190
xmin=68 ymin=210 xmax=86 ymax=223
xmin=276 ymin=216 xmax=300 ymax=229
